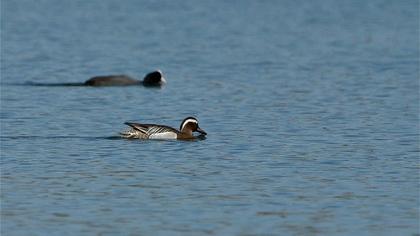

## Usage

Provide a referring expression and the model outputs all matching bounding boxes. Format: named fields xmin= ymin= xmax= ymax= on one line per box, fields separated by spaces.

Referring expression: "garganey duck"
xmin=120 ymin=117 xmax=207 ymax=140
xmin=84 ymin=70 xmax=166 ymax=87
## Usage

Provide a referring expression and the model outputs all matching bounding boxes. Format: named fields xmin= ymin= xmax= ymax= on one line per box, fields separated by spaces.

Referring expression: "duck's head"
xmin=180 ymin=117 xmax=207 ymax=136
xmin=142 ymin=70 xmax=166 ymax=87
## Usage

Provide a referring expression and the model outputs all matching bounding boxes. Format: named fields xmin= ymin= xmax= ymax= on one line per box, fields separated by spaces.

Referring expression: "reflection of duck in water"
xmin=84 ymin=70 xmax=166 ymax=87
xmin=25 ymin=70 xmax=166 ymax=87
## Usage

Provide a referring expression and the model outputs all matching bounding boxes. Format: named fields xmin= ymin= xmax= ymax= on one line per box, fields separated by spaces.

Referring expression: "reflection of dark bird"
xmin=84 ymin=70 xmax=166 ymax=87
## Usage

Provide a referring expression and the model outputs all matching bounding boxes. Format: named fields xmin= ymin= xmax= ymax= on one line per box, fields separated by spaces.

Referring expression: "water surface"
xmin=1 ymin=0 xmax=419 ymax=235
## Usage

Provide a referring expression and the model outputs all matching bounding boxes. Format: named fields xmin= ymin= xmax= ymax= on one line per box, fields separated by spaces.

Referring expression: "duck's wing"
xmin=124 ymin=122 xmax=150 ymax=134
xmin=124 ymin=122 xmax=178 ymax=136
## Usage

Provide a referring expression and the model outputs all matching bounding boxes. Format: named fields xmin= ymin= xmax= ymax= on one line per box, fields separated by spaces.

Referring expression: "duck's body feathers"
xmin=121 ymin=122 xmax=179 ymax=139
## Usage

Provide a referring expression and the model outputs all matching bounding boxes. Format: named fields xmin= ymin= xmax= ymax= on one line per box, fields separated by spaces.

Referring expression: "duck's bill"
xmin=196 ymin=127 xmax=207 ymax=135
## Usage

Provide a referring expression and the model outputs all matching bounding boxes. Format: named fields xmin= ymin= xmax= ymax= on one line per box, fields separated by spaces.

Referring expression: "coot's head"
xmin=142 ymin=70 xmax=166 ymax=87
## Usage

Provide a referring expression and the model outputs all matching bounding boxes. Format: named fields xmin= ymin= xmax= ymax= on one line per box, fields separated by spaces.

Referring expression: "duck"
xmin=120 ymin=117 xmax=207 ymax=140
xmin=84 ymin=70 xmax=166 ymax=87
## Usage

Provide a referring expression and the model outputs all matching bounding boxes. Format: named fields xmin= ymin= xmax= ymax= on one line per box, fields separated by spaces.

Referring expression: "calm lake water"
xmin=1 ymin=0 xmax=419 ymax=235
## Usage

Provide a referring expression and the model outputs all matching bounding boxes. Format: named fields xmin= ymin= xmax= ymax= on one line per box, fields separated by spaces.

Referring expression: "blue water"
xmin=1 ymin=0 xmax=419 ymax=235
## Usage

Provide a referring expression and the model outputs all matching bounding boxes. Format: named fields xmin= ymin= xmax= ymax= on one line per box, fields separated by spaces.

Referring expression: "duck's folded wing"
xmin=124 ymin=122 xmax=150 ymax=134
xmin=124 ymin=123 xmax=178 ymax=136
